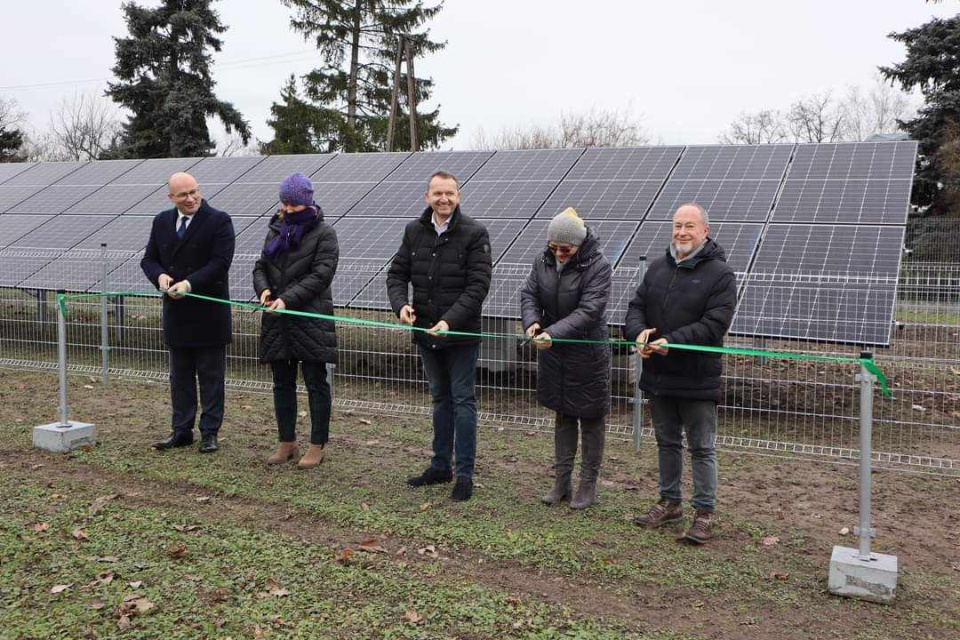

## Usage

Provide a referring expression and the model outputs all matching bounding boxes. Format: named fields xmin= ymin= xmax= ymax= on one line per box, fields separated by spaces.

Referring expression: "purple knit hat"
xmin=279 ymin=172 xmax=315 ymax=206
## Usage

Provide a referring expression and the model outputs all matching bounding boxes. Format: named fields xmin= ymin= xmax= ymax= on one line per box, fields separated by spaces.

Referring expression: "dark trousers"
xmin=418 ymin=343 xmax=479 ymax=479
xmin=554 ymin=413 xmax=606 ymax=484
xmin=169 ymin=345 xmax=226 ymax=437
xmin=271 ymin=359 xmax=331 ymax=446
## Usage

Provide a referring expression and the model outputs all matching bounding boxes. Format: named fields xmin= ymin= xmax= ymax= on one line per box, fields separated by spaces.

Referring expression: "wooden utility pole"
xmin=386 ymin=35 xmax=419 ymax=152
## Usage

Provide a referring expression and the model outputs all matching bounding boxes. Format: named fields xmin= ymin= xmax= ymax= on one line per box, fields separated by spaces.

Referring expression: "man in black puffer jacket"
xmin=624 ymin=203 xmax=736 ymax=545
xmin=387 ymin=170 xmax=492 ymax=502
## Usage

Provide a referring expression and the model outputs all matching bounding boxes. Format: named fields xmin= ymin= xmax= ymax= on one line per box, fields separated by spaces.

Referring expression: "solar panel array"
xmin=0 ymin=140 xmax=916 ymax=345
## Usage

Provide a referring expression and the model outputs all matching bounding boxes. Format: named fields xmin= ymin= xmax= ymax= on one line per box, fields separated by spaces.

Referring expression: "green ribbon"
xmin=57 ymin=290 xmax=892 ymax=398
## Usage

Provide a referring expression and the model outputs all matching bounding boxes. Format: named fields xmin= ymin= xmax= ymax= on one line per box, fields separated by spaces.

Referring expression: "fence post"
xmin=100 ymin=243 xmax=109 ymax=386
xmin=826 ymin=350 xmax=898 ymax=603
xmin=632 ymin=256 xmax=646 ymax=453
xmin=33 ymin=290 xmax=96 ymax=453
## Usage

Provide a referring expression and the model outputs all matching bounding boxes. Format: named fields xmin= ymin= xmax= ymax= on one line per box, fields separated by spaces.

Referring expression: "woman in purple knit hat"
xmin=253 ymin=172 xmax=340 ymax=469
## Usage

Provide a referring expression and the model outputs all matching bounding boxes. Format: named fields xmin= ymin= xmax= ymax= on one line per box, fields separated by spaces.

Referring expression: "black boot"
xmin=570 ymin=417 xmax=605 ymax=510
xmin=542 ymin=413 xmax=577 ymax=505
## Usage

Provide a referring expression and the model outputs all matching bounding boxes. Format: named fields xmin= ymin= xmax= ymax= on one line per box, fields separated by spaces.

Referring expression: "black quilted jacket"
xmin=252 ymin=207 xmax=339 ymax=363
xmin=386 ymin=205 xmax=492 ymax=350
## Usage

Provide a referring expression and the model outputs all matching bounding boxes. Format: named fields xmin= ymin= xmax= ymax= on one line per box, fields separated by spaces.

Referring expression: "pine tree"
xmin=266 ymin=0 xmax=456 ymax=153
xmin=880 ymin=10 xmax=960 ymax=212
xmin=105 ymin=0 xmax=251 ymax=158
xmin=0 ymin=127 xmax=25 ymax=163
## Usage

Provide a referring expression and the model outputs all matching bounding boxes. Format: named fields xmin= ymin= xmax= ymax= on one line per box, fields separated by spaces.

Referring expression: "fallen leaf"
xmin=403 ymin=609 xmax=424 ymax=624
xmin=769 ymin=571 xmax=789 ymax=580
xmin=911 ymin=404 xmax=926 ymax=412
xmin=173 ymin=524 xmax=200 ymax=532
xmin=97 ymin=572 xmax=114 ymax=585
xmin=88 ymin=598 xmax=106 ymax=610
xmin=83 ymin=384 xmax=94 ymax=390
xmin=51 ymin=584 xmax=71 ymax=594
xmin=167 ymin=544 xmax=188 ymax=558
xmin=51 ymin=493 xmax=64 ymax=499
xmin=33 ymin=522 xmax=50 ymax=533
xmin=134 ymin=598 xmax=154 ymax=614
xmin=760 ymin=536 xmax=779 ymax=547
xmin=336 ymin=547 xmax=354 ymax=564
xmin=359 ymin=418 xmax=372 ymax=425
xmin=127 ymin=581 xmax=143 ymax=589
xmin=72 ymin=528 xmax=90 ymax=541
xmin=360 ymin=502 xmax=370 ymax=511
xmin=363 ymin=439 xmax=379 ymax=445
xmin=194 ymin=496 xmax=210 ymax=503
xmin=265 ymin=578 xmax=290 ymax=597
xmin=117 ymin=615 xmax=132 ymax=630
xmin=419 ymin=502 xmax=432 ymax=511
xmin=359 ymin=538 xmax=387 ymax=554
xmin=839 ymin=527 xmax=850 ymax=536
xmin=417 ymin=545 xmax=439 ymax=558
xmin=395 ymin=546 xmax=407 ymax=557
xmin=96 ymin=556 xmax=119 ymax=563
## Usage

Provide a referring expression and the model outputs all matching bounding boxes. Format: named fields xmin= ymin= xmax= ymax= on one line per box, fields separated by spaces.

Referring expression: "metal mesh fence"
xmin=1 ymin=248 xmax=958 ymax=476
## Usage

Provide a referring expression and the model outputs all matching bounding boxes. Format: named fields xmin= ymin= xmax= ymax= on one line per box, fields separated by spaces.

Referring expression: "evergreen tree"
xmin=260 ymin=75 xmax=340 ymax=154
xmin=0 ymin=126 xmax=25 ymax=163
xmin=105 ymin=0 xmax=251 ymax=158
xmin=267 ymin=0 xmax=456 ymax=153
xmin=881 ymin=9 xmax=960 ymax=213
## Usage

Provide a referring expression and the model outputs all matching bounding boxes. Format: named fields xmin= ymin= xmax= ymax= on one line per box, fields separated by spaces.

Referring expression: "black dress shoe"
xmin=153 ymin=433 xmax=194 ymax=450
xmin=199 ymin=434 xmax=219 ymax=453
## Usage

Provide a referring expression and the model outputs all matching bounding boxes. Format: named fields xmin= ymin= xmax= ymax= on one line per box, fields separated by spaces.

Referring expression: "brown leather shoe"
xmin=634 ymin=499 xmax=684 ymax=528
xmin=267 ymin=441 xmax=298 ymax=465
xmin=681 ymin=509 xmax=715 ymax=544
xmin=297 ymin=444 xmax=326 ymax=469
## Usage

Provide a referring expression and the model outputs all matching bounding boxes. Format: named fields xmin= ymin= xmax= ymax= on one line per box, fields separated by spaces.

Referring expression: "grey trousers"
xmin=554 ymin=412 xmax=605 ymax=484
xmin=648 ymin=396 xmax=717 ymax=511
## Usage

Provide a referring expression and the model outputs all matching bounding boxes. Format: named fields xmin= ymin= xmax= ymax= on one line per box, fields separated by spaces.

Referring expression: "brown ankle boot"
xmin=297 ymin=444 xmax=326 ymax=469
xmin=267 ymin=441 xmax=298 ymax=465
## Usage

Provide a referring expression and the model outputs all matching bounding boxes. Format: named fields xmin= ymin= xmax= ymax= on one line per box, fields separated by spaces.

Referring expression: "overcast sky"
xmin=1 ymin=1 xmax=956 ymax=151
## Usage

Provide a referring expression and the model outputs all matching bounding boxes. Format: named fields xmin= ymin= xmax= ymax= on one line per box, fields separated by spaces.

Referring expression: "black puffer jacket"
xmin=386 ymin=205 xmax=492 ymax=350
xmin=520 ymin=229 xmax=612 ymax=419
xmin=623 ymin=238 xmax=737 ymax=402
xmin=253 ymin=206 xmax=339 ymax=363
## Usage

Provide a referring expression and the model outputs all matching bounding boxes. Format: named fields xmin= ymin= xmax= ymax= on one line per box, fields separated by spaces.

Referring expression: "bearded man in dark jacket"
xmin=386 ymin=170 xmax=492 ymax=502
xmin=624 ymin=203 xmax=736 ymax=545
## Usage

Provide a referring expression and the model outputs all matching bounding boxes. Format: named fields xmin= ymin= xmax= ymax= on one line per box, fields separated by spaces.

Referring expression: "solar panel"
xmin=333 ymin=258 xmax=391 ymax=306
xmin=314 ymin=182 xmax=379 ymax=217
xmin=188 ymin=156 xmax=266 ymax=183
xmin=619 ymin=221 xmax=763 ymax=273
xmin=0 ymin=214 xmax=55 ymax=249
xmin=229 ymin=254 xmax=258 ymax=302
xmin=333 ymin=217 xmax=411 ymax=260
xmin=467 ymin=148 xmax=583 ymax=182
xmin=771 ymin=179 xmax=912 ymax=225
xmin=91 ymin=251 xmax=155 ymax=294
xmin=343 ymin=182 xmax=425 ymax=219
xmin=384 ymin=150 xmax=494 ymax=183
xmin=604 ymin=266 xmax=643 ymax=325
xmin=202 ymin=183 xmax=280 ymax=217
xmin=10 ymin=214 xmax=117 ymax=250
xmin=20 ymin=248 xmax=138 ymax=292
xmin=0 ymin=162 xmax=37 ymax=185
xmin=124 ymin=183 xmax=229 ymax=215
xmin=311 ymin=152 xmax=410 ymax=182
xmin=53 ymin=159 xmax=143 ymax=186
xmin=566 ymin=146 xmax=684 ymax=181
xmin=458 ymin=181 xmax=558 ymax=219
xmin=672 ymin=144 xmax=794 ymax=180
xmin=496 ymin=218 xmax=638 ymax=266
xmin=0 ymin=248 xmax=63 ymax=287
xmin=3 ymin=161 xmax=86 ymax=185
xmin=733 ymin=277 xmax=898 ymax=345
xmin=64 ymin=184 xmax=166 ymax=214
xmin=480 ymin=264 xmax=532 ymax=319
xmin=73 ymin=216 xmax=154 ymax=251
xmin=647 ymin=179 xmax=780 ymax=222
xmin=7 ymin=185 xmax=105 ymax=214
xmin=234 ymin=216 xmax=272 ymax=256
xmin=536 ymin=180 xmax=663 ymax=220
xmin=348 ymin=265 xmax=393 ymax=310
xmin=238 ymin=153 xmax=334 ymax=184
xmin=787 ymin=141 xmax=917 ymax=180
xmin=0 ymin=185 xmax=45 ymax=213
xmin=109 ymin=157 xmax=203 ymax=185
xmin=750 ymin=224 xmax=903 ymax=276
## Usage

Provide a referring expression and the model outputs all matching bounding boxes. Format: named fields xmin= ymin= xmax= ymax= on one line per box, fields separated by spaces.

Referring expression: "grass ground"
xmin=0 ymin=369 xmax=958 ymax=639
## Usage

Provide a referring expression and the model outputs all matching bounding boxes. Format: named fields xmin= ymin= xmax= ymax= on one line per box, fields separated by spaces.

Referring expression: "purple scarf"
xmin=264 ymin=206 xmax=319 ymax=260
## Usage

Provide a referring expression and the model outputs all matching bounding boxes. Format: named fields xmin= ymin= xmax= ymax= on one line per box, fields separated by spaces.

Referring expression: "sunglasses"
xmin=547 ymin=243 xmax=576 ymax=256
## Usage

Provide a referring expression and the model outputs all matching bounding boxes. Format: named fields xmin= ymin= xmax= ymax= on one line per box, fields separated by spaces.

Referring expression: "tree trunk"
xmin=346 ymin=0 xmax=362 ymax=152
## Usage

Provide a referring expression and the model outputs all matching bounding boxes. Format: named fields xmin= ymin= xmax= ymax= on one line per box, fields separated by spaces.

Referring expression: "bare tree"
xmin=215 ymin=133 xmax=261 ymax=157
xmin=471 ymin=107 xmax=649 ymax=150
xmin=48 ymin=92 xmax=121 ymax=161
xmin=786 ymin=91 xmax=846 ymax=143
xmin=718 ymin=109 xmax=788 ymax=144
xmin=841 ymin=75 xmax=914 ymax=141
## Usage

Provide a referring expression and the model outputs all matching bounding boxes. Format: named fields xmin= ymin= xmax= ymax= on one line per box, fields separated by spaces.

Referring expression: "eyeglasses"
xmin=170 ymin=188 xmax=200 ymax=201
xmin=547 ymin=243 xmax=576 ymax=256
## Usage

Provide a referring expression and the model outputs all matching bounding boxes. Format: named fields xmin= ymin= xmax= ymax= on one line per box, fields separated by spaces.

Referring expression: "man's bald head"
xmin=167 ymin=173 xmax=201 ymax=215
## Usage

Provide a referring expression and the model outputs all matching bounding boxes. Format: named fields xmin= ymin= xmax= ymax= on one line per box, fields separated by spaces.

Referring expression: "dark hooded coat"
xmin=623 ymin=238 xmax=737 ymax=402
xmin=520 ymin=229 xmax=612 ymax=419
xmin=253 ymin=206 xmax=339 ymax=363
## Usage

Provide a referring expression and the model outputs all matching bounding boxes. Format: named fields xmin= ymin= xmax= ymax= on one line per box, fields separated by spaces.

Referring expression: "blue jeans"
xmin=418 ymin=343 xmax=479 ymax=479
xmin=648 ymin=395 xmax=717 ymax=511
xmin=271 ymin=360 xmax=332 ymax=445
